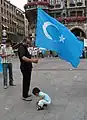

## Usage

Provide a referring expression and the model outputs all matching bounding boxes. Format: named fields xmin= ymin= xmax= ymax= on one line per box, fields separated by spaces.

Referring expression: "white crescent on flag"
xmin=42 ymin=21 xmax=59 ymax=40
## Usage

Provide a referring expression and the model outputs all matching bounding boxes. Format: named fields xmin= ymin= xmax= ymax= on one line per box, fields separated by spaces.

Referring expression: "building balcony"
xmin=69 ymin=1 xmax=84 ymax=7
xmin=55 ymin=3 xmax=61 ymax=8
xmin=77 ymin=1 xmax=83 ymax=6
xmin=57 ymin=16 xmax=87 ymax=23
xmin=24 ymin=1 xmax=49 ymax=10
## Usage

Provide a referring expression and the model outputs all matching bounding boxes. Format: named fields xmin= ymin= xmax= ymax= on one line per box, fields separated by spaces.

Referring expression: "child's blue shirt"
xmin=39 ymin=91 xmax=51 ymax=102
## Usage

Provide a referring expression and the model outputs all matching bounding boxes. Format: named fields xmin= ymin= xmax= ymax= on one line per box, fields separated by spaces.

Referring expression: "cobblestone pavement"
xmin=0 ymin=58 xmax=87 ymax=120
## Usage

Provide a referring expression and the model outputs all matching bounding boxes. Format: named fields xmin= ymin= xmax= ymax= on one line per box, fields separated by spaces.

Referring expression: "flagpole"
xmin=35 ymin=6 xmax=38 ymax=82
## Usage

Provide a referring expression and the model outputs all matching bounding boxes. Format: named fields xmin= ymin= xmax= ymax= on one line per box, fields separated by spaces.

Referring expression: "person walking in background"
xmin=38 ymin=48 xmax=44 ymax=58
xmin=28 ymin=46 xmax=33 ymax=56
xmin=18 ymin=38 xmax=38 ymax=101
xmin=34 ymin=47 xmax=38 ymax=58
xmin=6 ymin=41 xmax=15 ymax=86
xmin=1 ymin=43 xmax=7 ymax=88
xmin=1 ymin=41 xmax=15 ymax=89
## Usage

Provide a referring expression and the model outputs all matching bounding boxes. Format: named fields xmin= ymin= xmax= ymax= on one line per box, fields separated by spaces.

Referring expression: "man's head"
xmin=32 ymin=87 xmax=40 ymax=96
xmin=23 ymin=37 xmax=32 ymax=48
xmin=6 ymin=41 xmax=11 ymax=47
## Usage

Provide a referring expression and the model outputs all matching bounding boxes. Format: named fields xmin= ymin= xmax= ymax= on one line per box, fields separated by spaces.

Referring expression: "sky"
xmin=8 ymin=0 xmax=27 ymax=11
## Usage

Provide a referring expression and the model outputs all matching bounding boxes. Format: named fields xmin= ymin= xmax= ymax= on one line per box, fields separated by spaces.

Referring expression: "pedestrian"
xmin=1 ymin=41 xmax=15 ymax=89
xmin=28 ymin=46 xmax=33 ymax=56
xmin=34 ymin=47 xmax=38 ymax=58
xmin=32 ymin=87 xmax=51 ymax=110
xmin=38 ymin=48 xmax=43 ymax=58
xmin=18 ymin=38 xmax=38 ymax=101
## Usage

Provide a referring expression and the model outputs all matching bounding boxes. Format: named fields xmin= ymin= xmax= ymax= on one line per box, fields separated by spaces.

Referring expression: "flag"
xmin=36 ymin=8 xmax=84 ymax=68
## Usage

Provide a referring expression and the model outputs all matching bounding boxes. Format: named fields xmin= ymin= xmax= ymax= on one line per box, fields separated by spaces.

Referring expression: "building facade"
xmin=24 ymin=0 xmax=87 ymax=39
xmin=24 ymin=14 xmax=29 ymax=37
xmin=0 ymin=0 xmax=25 ymax=44
xmin=16 ymin=8 xmax=25 ymax=42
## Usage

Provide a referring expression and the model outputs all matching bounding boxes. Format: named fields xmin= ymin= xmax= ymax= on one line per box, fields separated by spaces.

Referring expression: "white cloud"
xmin=8 ymin=0 xmax=27 ymax=11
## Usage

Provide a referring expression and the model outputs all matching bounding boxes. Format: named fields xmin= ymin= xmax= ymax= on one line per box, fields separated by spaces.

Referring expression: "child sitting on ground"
xmin=32 ymin=87 xmax=51 ymax=110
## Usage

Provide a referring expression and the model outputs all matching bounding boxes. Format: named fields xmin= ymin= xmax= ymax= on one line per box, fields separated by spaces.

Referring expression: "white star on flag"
xmin=59 ymin=35 xmax=65 ymax=43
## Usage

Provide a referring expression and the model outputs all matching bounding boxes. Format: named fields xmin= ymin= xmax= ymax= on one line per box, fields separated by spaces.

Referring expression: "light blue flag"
xmin=36 ymin=8 xmax=84 ymax=68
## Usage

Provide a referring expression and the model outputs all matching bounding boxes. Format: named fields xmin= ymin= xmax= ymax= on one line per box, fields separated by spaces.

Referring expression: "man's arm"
xmin=18 ymin=46 xmax=38 ymax=63
xmin=22 ymin=56 xmax=38 ymax=63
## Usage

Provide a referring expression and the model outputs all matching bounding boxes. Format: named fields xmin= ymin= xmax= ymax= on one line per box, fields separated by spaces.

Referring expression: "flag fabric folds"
xmin=36 ymin=8 xmax=84 ymax=68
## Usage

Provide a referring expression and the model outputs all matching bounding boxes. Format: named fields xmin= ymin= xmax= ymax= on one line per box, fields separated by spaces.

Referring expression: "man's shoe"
xmin=22 ymin=97 xmax=32 ymax=101
xmin=28 ymin=94 xmax=32 ymax=97
xmin=9 ymin=83 xmax=16 ymax=86
xmin=4 ymin=85 xmax=8 ymax=89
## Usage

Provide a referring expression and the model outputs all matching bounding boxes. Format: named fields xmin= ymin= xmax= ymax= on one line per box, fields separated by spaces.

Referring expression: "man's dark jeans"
xmin=2 ymin=63 xmax=13 ymax=86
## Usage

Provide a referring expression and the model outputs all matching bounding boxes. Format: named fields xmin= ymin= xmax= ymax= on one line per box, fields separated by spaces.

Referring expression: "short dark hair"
xmin=23 ymin=38 xmax=27 ymax=42
xmin=32 ymin=87 xmax=40 ymax=95
xmin=6 ymin=40 xmax=11 ymax=44
xmin=23 ymin=37 xmax=31 ymax=43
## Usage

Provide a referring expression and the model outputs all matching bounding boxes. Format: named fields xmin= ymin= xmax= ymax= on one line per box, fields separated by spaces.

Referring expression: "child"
xmin=32 ymin=87 xmax=51 ymax=110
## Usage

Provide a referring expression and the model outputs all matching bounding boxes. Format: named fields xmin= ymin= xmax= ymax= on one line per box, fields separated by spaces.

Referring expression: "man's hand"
xmin=32 ymin=59 xmax=38 ymax=63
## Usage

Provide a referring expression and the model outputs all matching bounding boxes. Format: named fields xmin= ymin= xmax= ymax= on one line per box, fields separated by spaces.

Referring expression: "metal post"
xmin=2 ymin=30 xmax=7 ymax=44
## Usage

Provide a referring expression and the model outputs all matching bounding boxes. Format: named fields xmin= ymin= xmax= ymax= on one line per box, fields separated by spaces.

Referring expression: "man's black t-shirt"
xmin=18 ymin=44 xmax=32 ymax=71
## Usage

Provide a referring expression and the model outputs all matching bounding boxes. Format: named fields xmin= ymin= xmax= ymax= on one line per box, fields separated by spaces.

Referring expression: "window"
xmin=4 ymin=9 xmax=6 ymax=14
xmin=1 ymin=0 xmax=2 ymax=4
xmin=5 ymin=19 xmax=6 ymax=23
xmin=1 ymin=7 xmax=3 ymax=13
xmin=10 ymin=13 xmax=11 ymax=17
xmin=2 ymin=17 xmax=3 ymax=22
xmin=28 ymin=0 xmax=31 ymax=2
xmin=70 ymin=11 xmax=76 ymax=16
xmin=13 ymin=27 xmax=14 ymax=32
xmin=8 ymin=19 xmax=9 ymax=23
xmin=12 ymin=6 xmax=13 ymax=11
xmin=56 ymin=12 xmax=61 ymax=17
xmin=4 ymin=2 xmax=5 ymax=6
xmin=69 ymin=0 xmax=76 ymax=7
xmin=77 ymin=0 xmax=82 ymax=2
xmin=15 ymin=28 xmax=16 ymax=32
xmin=7 ymin=4 xmax=8 ymax=8
xmin=77 ymin=11 xmax=83 ymax=16
xmin=56 ymin=0 xmax=61 ymax=4
xmin=7 ymin=11 xmax=8 ymax=16
xmin=77 ymin=0 xmax=83 ymax=6
xmin=14 ymin=7 xmax=15 ymax=12
xmin=10 ymin=27 xmax=12 ymax=32
xmin=50 ymin=13 xmax=54 ymax=17
xmin=10 ymin=20 xmax=12 ymax=24
xmin=7 ymin=19 xmax=8 ymax=23
xmin=2 ymin=25 xmax=4 ymax=30
xmin=50 ymin=0 xmax=54 ymax=5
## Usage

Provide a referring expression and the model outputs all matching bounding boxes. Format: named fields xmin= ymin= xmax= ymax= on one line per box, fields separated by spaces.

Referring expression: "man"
xmin=1 ymin=41 xmax=15 ymax=89
xmin=6 ymin=41 xmax=15 ymax=86
xmin=18 ymin=38 xmax=38 ymax=101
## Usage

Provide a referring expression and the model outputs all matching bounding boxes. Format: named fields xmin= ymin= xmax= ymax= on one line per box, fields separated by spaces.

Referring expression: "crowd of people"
xmin=28 ymin=46 xmax=44 ymax=58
